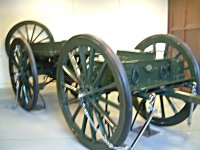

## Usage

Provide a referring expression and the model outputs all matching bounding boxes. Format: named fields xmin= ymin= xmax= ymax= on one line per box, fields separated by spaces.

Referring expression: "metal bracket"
xmin=132 ymin=125 xmax=159 ymax=137
xmin=129 ymin=93 xmax=159 ymax=150
xmin=33 ymin=92 xmax=46 ymax=110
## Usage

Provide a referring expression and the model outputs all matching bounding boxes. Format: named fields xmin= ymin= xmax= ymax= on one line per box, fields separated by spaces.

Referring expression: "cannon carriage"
xmin=5 ymin=20 xmax=200 ymax=149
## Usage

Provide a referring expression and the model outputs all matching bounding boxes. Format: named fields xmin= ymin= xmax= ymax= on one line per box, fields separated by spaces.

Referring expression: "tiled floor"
xmin=0 ymin=84 xmax=200 ymax=150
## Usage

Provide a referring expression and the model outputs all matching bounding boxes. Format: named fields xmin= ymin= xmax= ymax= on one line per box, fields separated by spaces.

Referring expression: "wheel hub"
xmin=78 ymin=86 xmax=94 ymax=104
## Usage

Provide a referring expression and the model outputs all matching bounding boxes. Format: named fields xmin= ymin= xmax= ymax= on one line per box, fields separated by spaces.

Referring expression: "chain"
xmin=14 ymin=45 xmax=20 ymax=102
xmin=15 ymin=73 xmax=20 ymax=101
xmin=192 ymin=82 xmax=197 ymax=95
xmin=148 ymin=93 xmax=157 ymax=111
xmin=188 ymin=82 xmax=197 ymax=126
xmin=81 ymin=102 xmax=129 ymax=150
xmin=81 ymin=93 xmax=158 ymax=150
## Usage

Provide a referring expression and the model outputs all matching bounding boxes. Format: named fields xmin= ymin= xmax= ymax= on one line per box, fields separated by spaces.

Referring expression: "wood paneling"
xmin=169 ymin=0 xmax=185 ymax=29
xmin=168 ymin=0 xmax=200 ymax=60
xmin=186 ymin=0 xmax=200 ymax=25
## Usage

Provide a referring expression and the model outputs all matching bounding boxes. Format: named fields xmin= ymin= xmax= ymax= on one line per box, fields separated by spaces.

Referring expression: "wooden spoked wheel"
xmin=133 ymin=34 xmax=200 ymax=126
xmin=9 ymin=38 xmax=38 ymax=111
xmin=56 ymin=34 xmax=132 ymax=149
xmin=5 ymin=20 xmax=54 ymax=56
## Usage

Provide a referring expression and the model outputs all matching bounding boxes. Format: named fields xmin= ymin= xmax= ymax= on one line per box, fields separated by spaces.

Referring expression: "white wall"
xmin=0 ymin=0 xmax=168 ymax=88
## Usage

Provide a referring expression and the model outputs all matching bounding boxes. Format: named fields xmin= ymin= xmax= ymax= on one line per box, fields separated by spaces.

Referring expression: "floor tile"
xmin=0 ymin=85 xmax=200 ymax=150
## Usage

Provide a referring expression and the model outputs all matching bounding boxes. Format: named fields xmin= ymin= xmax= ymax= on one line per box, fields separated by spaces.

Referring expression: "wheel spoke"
xmin=17 ymin=29 xmax=26 ymax=40
xmin=64 ymin=83 xmax=78 ymax=93
xmin=62 ymin=65 xmax=79 ymax=83
xmin=24 ymin=60 xmax=30 ymax=71
xmin=165 ymin=96 xmax=178 ymax=114
xmin=160 ymin=96 xmax=165 ymax=118
xmin=16 ymin=81 xmax=21 ymax=102
xmin=94 ymin=111 xmax=107 ymax=137
xmin=32 ymin=29 xmax=44 ymax=43
xmin=72 ymin=104 xmax=82 ymax=121
xmin=30 ymin=24 xmax=36 ymax=42
xmin=22 ymin=84 xmax=29 ymax=104
xmin=14 ymin=50 xmax=21 ymax=67
xmin=27 ymin=84 xmax=32 ymax=100
xmin=81 ymin=115 xmax=88 ymax=135
xmin=164 ymin=44 xmax=169 ymax=57
xmin=87 ymin=107 xmax=96 ymax=142
xmin=12 ymin=56 xmax=20 ymax=69
xmin=91 ymin=82 xmax=116 ymax=96
xmin=92 ymin=102 xmax=117 ymax=128
xmin=104 ymin=94 xmax=109 ymax=137
xmin=153 ymin=44 xmax=156 ymax=52
xmin=14 ymin=45 xmax=22 ymax=60
xmin=78 ymin=45 xmax=87 ymax=79
xmin=36 ymin=37 xmax=49 ymax=43
xmin=98 ymin=96 xmax=119 ymax=110
xmin=94 ymin=62 xmax=107 ymax=87
xmin=174 ymin=52 xmax=181 ymax=59
xmin=133 ymin=34 xmax=198 ymax=126
xmin=68 ymin=52 xmax=83 ymax=84
xmin=107 ymin=122 xmax=114 ymax=138
xmin=63 ymin=97 xmax=79 ymax=105
xmin=18 ymin=53 xmax=23 ymax=66
xmin=11 ymin=34 xmax=17 ymax=39
xmin=25 ymin=25 xmax=29 ymax=42
xmin=11 ymin=72 xmax=17 ymax=82
xmin=88 ymin=48 xmax=95 ymax=85
xmin=15 ymin=47 xmax=23 ymax=66
xmin=184 ymin=66 xmax=189 ymax=70
xmin=24 ymin=77 xmax=33 ymax=88
xmin=22 ymin=51 xmax=28 ymax=67
xmin=142 ymin=101 xmax=149 ymax=119
xmin=56 ymin=34 xmax=133 ymax=147
xmin=23 ymin=80 xmax=32 ymax=101
xmin=164 ymin=43 xmax=169 ymax=52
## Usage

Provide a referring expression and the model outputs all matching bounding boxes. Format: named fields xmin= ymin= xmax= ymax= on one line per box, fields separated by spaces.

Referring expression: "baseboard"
xmin=0 ymin=81 xmax=11 ymax=89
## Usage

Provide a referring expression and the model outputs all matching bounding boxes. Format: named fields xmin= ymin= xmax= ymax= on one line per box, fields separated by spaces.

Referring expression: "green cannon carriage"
xmin=5 ymin=20 xmax=200 ymax=149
